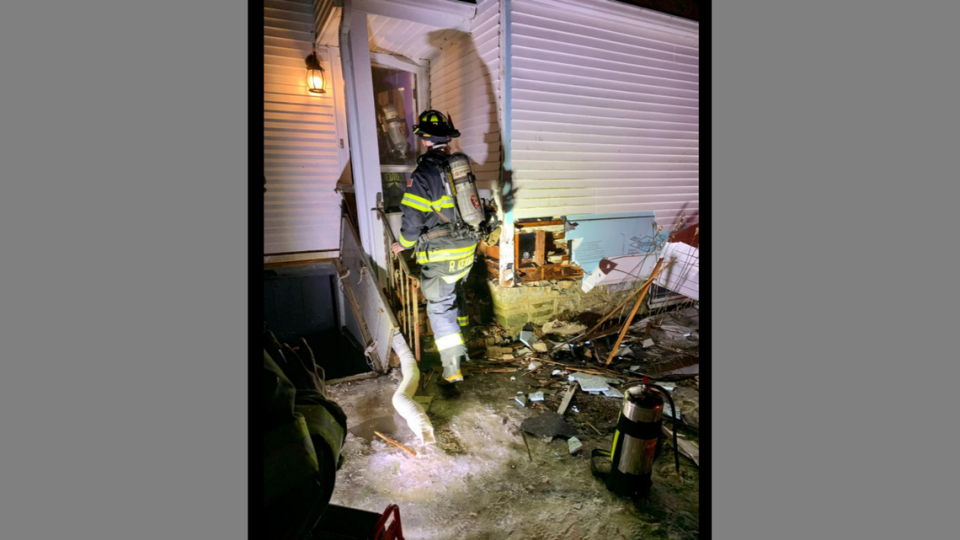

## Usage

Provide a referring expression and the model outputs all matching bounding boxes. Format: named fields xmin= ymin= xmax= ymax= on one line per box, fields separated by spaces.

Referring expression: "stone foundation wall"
xmin=487 ymin=280 xmax=634 ymax=333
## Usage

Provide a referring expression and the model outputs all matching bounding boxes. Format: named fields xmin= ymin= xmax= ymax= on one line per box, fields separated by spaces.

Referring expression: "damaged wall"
xmin=488 ymin=280 xmax=634 ymax=332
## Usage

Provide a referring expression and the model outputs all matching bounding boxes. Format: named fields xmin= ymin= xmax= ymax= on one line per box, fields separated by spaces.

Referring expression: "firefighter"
xmin=264 ymin=330 xmax=347 ymax=539
xmin=391 ymin=110 xmax=476 ymax=384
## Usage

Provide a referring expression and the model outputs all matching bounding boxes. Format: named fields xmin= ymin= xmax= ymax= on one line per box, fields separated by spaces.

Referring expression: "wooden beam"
xmin=516 ymin=264 xmax=584 ymax=283
xmin=605 ymin=258 xmax=665 ymax=366
xmin=557 ymin=385 xmax=577 ymax=416
xmin=374 ymin=431 xmax=417 ymax=457
xmin=534 ymin=230 xmax=546 ymax=267
xmin=327 ymin=371 xmax=379 ymax=386
xmin=353 ymin=0 xmax=474 ymax=32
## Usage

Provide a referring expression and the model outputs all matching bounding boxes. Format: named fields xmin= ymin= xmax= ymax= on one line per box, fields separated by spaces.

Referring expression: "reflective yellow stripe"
xmin=401 ymin=198 xmax=430 ymax=212
xmin=441 ymin=267 xmax=472 ymax=283
xmin=401 ymin=192 xmax=432 ymax=212
xmin=418 ymin=252 xmax=475 ymax=265
xmin=401 ymin=194 xmax=454 ymax=212
xmin=403 ymin=193 xmax=431 ymax=205
xmin=416 ymin=244 xmax=477 ymax=264
xmin=445 ymin=371 xmax=463 ymax=382
xmin=398 ymin=232 xmax=416 ymax=248
xmin=435 ymin=332 xmax=464 ymax=351
xmin=458 ymin=316 xmax=469 ymax=326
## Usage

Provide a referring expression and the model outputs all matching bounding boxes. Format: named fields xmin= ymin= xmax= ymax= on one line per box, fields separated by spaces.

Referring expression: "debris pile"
xmin=456 ymin=305 xmax=700 ymax=468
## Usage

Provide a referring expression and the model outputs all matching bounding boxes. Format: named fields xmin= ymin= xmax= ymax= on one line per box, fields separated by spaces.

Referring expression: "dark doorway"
xmin=264 ymin=263 xmax=371 ymax=380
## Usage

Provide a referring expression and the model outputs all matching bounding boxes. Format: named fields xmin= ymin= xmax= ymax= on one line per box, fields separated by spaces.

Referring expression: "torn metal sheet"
xmin=519 ymin=324 xmax=539 ymax=348
xmin=567 ymin=374 xmax=608 ymax=392
xmin=602 ymin=387 xmax=624 ymax=399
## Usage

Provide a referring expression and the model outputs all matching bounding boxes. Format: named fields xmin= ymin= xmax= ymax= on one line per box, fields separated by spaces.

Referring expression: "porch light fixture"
xmin=305 ymin=52 xmax=326 ymax=94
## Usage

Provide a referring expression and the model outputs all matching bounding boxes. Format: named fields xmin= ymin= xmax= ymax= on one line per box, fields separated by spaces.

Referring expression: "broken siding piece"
xmin=655 ymin=242 xmax=699 ymax=301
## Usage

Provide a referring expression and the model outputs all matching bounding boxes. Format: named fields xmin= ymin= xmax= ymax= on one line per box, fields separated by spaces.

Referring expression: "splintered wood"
xmin=374 ymin=431 xmax=417 ymax=457
xmin=557 ymin=385 xmax=577 ymax=416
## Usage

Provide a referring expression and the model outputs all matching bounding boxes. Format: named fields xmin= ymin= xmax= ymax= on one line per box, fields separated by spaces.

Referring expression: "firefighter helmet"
xmin=413 ymin=110 xmax=460 ymax=140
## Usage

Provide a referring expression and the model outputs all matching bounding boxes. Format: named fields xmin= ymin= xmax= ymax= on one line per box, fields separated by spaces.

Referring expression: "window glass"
xmin=372 ymin=66 xmax=418 ymax=167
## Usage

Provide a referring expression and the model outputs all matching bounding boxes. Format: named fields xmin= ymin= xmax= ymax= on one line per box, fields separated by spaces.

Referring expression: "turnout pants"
xmin=418 ymin=234 xmax=477 ymax=382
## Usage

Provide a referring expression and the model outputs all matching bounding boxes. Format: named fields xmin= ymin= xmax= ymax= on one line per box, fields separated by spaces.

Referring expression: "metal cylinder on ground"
xmin=605 ymin=385 xmax=665 ymax=498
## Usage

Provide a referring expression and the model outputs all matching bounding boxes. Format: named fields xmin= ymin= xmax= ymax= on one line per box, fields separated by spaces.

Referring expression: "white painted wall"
xmin=507 ymin=0 xmax=699 ymax=231
xmin=429 ymin=0 xmax=502 ymax=196
xmin=264 ymin=0 xmax=349 ymax=254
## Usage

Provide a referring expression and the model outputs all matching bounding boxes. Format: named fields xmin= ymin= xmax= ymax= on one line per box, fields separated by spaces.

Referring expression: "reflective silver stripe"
xmin=435 ymin=332 xmax=464 ymax=351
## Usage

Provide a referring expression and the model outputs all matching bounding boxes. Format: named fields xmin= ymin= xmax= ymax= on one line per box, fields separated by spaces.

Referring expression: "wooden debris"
xmin=557 ymin=385 xmax=578 ymax=416
xmin=374 ymin=431 xmax=417 ymax=457
xmin=473 ymin=368 xmax=517 ymax=374
xmin=583 ymin=421 xmax=603 ymax=436
xmin=605 ymin=258 xmax=665 ymax=366
xmin=520 ymin=430 xmax=533 ymax=462
xmin=327 ymin=371 xmax=378 ymax=386
xmin=572 ymin=261 xmax=675 ymax=344
xmin=538 ymin=358 xmax=637 ymax=380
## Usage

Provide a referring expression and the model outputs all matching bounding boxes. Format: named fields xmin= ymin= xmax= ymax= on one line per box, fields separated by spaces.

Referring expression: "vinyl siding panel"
xmin=264 ymin=0 xmax=346 ymax=254
xmin=429 ymin=0 xmax=502 ymax=193
xmin=508 ymin=0 xmax=699 ymax=229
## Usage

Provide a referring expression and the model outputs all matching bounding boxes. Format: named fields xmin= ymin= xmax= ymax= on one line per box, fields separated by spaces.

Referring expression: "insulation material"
xmin=565 ymin=212 xmax=662 ymax=274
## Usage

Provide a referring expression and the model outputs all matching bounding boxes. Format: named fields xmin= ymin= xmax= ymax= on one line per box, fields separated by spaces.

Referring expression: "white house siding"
xmin=428 ymin=0 xmax=502 ymax=194
xmin=264 ymin=0 xmax=347 ymax=254
xmin=507 ymin=0 xmax=699 ymax=230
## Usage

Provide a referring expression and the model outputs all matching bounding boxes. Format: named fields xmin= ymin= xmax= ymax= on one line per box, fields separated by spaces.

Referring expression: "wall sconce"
xmin=305 ymin=52 xmax=326 ymax=95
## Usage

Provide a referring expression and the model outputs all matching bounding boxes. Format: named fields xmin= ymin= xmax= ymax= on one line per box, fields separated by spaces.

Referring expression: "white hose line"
xmin=391 ymin=331 xmax=436 ymax=446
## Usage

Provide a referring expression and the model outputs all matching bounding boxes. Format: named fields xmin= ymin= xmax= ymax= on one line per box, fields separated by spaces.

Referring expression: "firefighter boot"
xmin=439 ymin=344 xmax=466 ymax=383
